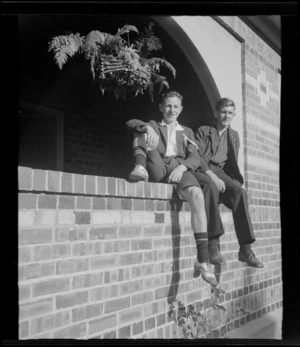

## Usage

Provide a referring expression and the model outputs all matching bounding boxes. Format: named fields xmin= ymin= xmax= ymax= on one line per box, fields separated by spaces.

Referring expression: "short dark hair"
xmin=215 ymin=97 xmax=235 ymax=111
xmin=160 ymin=90 xmax=183 ymax=104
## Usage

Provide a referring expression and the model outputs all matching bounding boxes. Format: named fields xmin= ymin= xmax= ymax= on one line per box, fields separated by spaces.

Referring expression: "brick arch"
xmin=152 ymin=16 xmax=221 ymax=112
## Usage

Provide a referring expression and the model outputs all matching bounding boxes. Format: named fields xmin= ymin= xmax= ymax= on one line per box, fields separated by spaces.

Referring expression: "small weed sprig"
xmin=167 ymin=285 xmax=252 ymax=339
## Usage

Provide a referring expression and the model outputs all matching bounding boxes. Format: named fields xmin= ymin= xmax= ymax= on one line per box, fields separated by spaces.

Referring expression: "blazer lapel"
xmin=176 ymin=130 xmax=185 ymax=155
xmin=159 ymin=125 xmax=168 ymax=152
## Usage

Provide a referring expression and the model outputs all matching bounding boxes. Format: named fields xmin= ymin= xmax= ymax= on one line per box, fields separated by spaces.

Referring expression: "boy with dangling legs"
xmin=194 ymin=98 xmax=264 ymax=268
xmin=127 ymin=91 xmax=217 ymax=286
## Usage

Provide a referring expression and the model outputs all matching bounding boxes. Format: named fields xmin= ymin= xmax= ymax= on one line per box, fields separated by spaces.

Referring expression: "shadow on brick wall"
xmin=167 ymin=199 xmax=184 ymax=305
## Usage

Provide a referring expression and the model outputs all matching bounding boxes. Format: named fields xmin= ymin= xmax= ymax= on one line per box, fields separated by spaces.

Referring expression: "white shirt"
xmin=159 ymin=120 xmax=184 ymax=157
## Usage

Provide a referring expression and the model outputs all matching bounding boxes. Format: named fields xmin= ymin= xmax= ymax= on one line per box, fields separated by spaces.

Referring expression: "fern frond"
xmin=114 ymin=24 xmax=139 ymax=38
xmin=82 ymin=30 xmax=107 ymax=58
xmin=48 ymin=33 xmax=84 ymax=69
xmin=152 ymin=74 xmax=169 ymax=94
xmin=134 ymin=22 xmax=162 ymax=57
xmin=149 ymin=58 xmax=176 ymax=78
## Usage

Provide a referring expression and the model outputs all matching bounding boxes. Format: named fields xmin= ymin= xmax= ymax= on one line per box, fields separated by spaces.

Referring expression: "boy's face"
xmin=215 ymin=106 xmax=235 ymax=129
xmin=159 ymin=96 xmax=183 ymax=125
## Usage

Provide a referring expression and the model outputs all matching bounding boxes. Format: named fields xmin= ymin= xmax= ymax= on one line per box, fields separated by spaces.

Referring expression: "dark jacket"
xmin=194 ymin=124 xmax=244 ymax=185
xmin=126 ymin=119 xmax=201 ymax=171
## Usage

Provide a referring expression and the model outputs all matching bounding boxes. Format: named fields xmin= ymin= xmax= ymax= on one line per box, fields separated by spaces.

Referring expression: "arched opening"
xmin=18 ymin=15 xmax=219 ymax=178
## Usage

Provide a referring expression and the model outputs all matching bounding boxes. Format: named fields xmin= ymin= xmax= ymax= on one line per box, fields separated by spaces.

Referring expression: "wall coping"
xmin=18 ymin=166 xmax=176 ymax=201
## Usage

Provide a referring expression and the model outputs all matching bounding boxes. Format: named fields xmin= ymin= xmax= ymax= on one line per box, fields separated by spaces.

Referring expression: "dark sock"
xmin=194 ymin=233 xmax=209 ymax=263
xmin=240 ymin=243 xmax=251 ymax=252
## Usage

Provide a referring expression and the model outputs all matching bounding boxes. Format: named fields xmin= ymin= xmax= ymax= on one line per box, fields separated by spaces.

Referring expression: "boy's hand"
xmin=143 ymin=126 xmax=159 ymax=150
xmin=167 ymin=165 xmax=187 ymax=183
xmin=205 ymin=170 xmax=226 ymax=192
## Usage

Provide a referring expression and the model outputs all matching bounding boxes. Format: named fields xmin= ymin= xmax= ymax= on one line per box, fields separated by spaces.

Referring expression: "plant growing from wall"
xmin=48 ymin=22 xmax=176 ymax=101
xmin=168 ymin=285 xmax=252 ymax=339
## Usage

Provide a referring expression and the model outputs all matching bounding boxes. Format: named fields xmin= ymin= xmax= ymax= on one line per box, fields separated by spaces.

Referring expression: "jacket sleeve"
xmin=194 ymin=127 xmax=210 ymax=171
xmin=176 ymin=129 xmax=201 ymax=171
xmin=126 ymin=119 xmax=152 ymax=133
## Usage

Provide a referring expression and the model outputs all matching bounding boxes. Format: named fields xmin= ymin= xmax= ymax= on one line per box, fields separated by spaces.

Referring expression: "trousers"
xmin=193 ymin=166 xmax=255 ymax=246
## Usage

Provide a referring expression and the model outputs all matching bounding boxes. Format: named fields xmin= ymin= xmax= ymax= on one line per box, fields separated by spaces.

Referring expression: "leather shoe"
xmin=209 ymin=246 xmax=226 ymax=265
xmin=194 ymin=261 xmax=218 ymax=286
xmin=238 ymin=249 xmax=264 ymax=268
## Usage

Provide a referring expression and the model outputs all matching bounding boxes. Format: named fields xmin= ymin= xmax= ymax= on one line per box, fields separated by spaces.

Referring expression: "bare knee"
xmin=182 ymin=186 xmax=205 ymax=210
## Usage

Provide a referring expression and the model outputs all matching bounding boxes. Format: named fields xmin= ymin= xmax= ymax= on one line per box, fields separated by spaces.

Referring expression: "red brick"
xmin=132 ymin=321 xmax=143 ymax=336
xmin=126 ymin=181 xmax=136 ymax=197
xmin=72 ymin=303 xmax=103 ymax=322
xmin=30 ymin=314 xmax=55 ymax=335
xmin=85 ymin=175 xmax=96 ymax=194
xmin=58 ymin=195 xmax=75 ymax=209
xmin=19 ymin=193 xmax=37 ymax=209
xmin=156 ymin=313 xmax=166 ymax=326
xmin=61 ymin=172 xmax=73 ymax=193
xmin=89 ymin=227 xmax=117 ymax=240
xmin=19 ymin=298 xmax=53 ymax=320
xmin=38 ymin=194 xmax=57 ymax=209
xmin=75 ymin=211 xmax=91 ymax=224
xmin=55 ymin=227 xmax=88 ymax=242
xmin=119 ymin=252 xmax=143 ymax=266
xmin=145 ymin=317 xmax=156 ymax=330
xmin=33 ymin=169 xmax=46 ymax=191
xmin=107 ymin=177 xmax=117 ymax=195
xmin=47 ymin=170 xmax=61 ymax=192
xmin=72 ymin=272 xmax=103 ymax=289
xmin=131 ymin=239 xmax=152 ymax=251
xmin=76 ymin=196 xmax=92 ymax=209
xmin=118 ymin=325 xmax=131 ymax=338
xmin=56 ymin=291 xmax=89 ymax=309
xmin=131 ymin=291 xmax=154 ymax=306
xmin=133 ymin=199 xmax=144 ymax=210
xmin=19 ymin=247 xmax=32 ymax=263
xmin=104 ymin=297 xmax=130 ymax=313
xmin=55 ymin=311 xmax=70 ymax=328
xmin=19 ymin=228 xmax=53 ymax=245
xmin=119 ymin=280 xmax=143 ymax=295
xmin=118 ymin=226 xmax=142 ymax=238
xmin=143 ymin=225 xmax=164 ymax=237
xmin=107 ymin=198 xmax=121 ymax=210
xmin=117 ymin=179 xmax=126 ymax=196
xmin=18 ymin=166 xmax=33 ymax=190
xmin=90 ymin=255 xmax=117 ymax=269
xmin=92 ymin=197 xmax=106 ymax=209
xmin=90 ymin=285 xmax=119 ymax=302
xmin=53 ymin=322 xmax=86 ymax=338
xmin=155 ymin=201 xmax=165 ymax=211
xmin=145 ymin=200 xmax=155 ymax=211
xmin=103 ymin=330 xmax=117 ymax=338
xmin=72 ymin=242 xmax=94 ymax=256
xmin=33 ymin=278 xmax=70 ymax=297
xmin=74 ymin=174 xmax=84 ymax=194
xmin=19 ymin=321 xmax=29 ymax=339
xmin=88 ymin=314 xmax=117 ymax=334
xmin=143 ymin=182 xmax=151 ymax=197
xmin=19 ymin=284 xmax=31 ymax=301
xmin=114 ymin=240 xmax=130 ymax=252
xmin=33 ymin=244 xmax=70 ymax=260
xmin=96 ymin=176 xmax=107 ymax=195
xmin=56 ymin=258 xmax=89 ymax=274
xmin=121 ymin=198 xmax=132 ymax=210
xmin=155 ymin=213 xmax=164 ymax=223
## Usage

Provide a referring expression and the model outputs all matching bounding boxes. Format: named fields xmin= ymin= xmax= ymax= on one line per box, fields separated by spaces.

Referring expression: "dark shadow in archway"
xmin=167 ymin=198 xmax=183 ymax=305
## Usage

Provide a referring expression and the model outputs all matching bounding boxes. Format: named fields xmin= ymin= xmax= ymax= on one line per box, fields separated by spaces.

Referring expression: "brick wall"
xmin=18 ymin=166 xmax=282 ymax=339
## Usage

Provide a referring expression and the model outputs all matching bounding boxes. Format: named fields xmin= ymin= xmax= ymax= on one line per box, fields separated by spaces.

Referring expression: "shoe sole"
xmin=128 ymin=174 xmax=148 ymax=182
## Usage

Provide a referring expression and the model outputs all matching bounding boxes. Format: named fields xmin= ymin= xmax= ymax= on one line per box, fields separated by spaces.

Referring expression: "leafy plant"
xmin=48 ymin=22 xmax=176 ymax=101
xmin=168 ymin=285 xmax=252 ymax=339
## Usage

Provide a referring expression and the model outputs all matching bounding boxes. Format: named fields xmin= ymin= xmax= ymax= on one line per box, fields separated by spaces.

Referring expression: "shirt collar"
xmin=159 ymin=119 xmax=184 ymax=131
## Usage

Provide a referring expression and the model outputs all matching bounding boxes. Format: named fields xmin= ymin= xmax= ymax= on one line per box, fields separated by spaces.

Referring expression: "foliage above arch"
xmin=48 ymin=23 xmax=176 ymax=101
